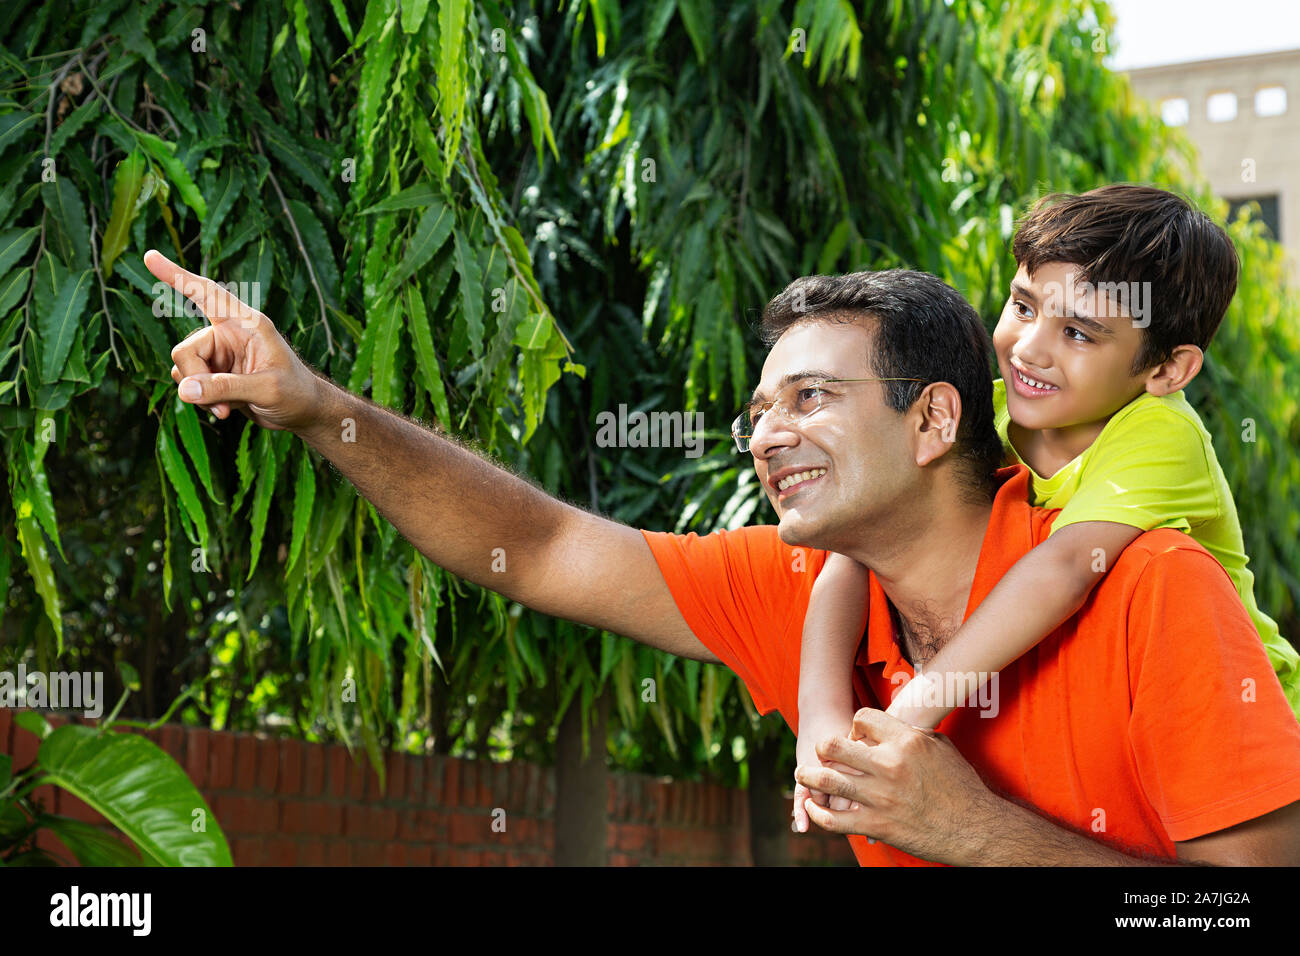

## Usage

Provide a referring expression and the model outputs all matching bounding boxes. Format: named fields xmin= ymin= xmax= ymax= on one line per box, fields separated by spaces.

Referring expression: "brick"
xmin=450 ymin=812 xmax=484 ymax=846
xmin=216 ymin=794 xmax=276 ymax=836
xmin=327 ymin=746 xmax=348 ymax=799
xmin=481 ymin=850 xmax=505 ymax=867
xmin=30 ymin=782 xmax=57 ymax=815
xmin=308 ymin=802 xmax=344 ymax=835
xmin=208 ymin=732 xmax=235 ymax=788
xmin=460 ymin=760 xmax=478 ymax=806
xmin=57 ymin=793 xmax=105 ymax=825
xmin=449 ymin=849 xmax=482 ymax=866
xmin=158 ymin=725 xmax=185 ymax=762
xmin=299 ymin=841 xmax=325 ymax=866
xmin=355 ymin=842 xmax=384 ymax=866
xmin=256 ymin=738 xmax=279 ymax=792
xmin=348 ymin=755 xmax=368 ymax=802
xmin=615 ymin=823 xmax=652 ymax=854
xmin=370 ymin=808 xmax=398 ymax=841
xmin=386 ymin=751 xmax=406 ymax=802
xmin=10 ymin=720 xmax=39 ymax=771
xmin=304 ymin=743 xmax=325 ymax=795
xmin=385 ymin=844 xmax=407 ymax=867
xmin=185 ymin=729 xmax=210 ymax=787
xmin=344 ymin=804 xmax=367 ymax=837
xmin=407 ymin=754 xmax=426 ymax=802
xmin=279 ymin=739 xmax=303 ymax=796
xmin=233 ymin=735 xmax=258 ymax=791
xmin=398 ymin=808 xmax=441 ymax=842
xmin=441 ymin=758 xmax=460 ymax=807
xmin=267 ymin=837 xmax=297 ymax=867
xmin=281 ymin=800 xmax=310 ymax=835
xmin=0 ymin=706 xmax=11 ymax=750
xmin=232 ymin=837 xmax=264 ymax=867
xmin=407 ymin=845 xmax=434 ymax=867
xmin=326 ymin=842 xmax=350 ymax=867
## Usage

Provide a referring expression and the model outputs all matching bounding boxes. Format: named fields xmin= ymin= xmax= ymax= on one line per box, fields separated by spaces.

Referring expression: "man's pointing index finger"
xmin=143 ymin=249 xmax=257 ymax=327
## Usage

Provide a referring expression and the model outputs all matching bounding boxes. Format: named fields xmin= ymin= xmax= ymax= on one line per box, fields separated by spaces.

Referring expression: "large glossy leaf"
xmin=37 ymin=725 xmax=231 ymax=867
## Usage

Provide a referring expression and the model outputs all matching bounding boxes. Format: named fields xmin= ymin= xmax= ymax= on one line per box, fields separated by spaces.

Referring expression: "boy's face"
xmin=992 ymin=261 xmax=1151 ymax=432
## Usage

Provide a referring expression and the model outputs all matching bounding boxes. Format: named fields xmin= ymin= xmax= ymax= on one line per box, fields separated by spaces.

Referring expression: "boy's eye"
xmin=1064 ymin=326 xmax=1093 ymax=343
xmin=1012 ymin=300 xmax=1033 ymax=319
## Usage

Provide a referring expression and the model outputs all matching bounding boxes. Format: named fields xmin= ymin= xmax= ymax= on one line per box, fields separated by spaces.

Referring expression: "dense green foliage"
xmin=1 ymin=0 xmax=1296 ymax=789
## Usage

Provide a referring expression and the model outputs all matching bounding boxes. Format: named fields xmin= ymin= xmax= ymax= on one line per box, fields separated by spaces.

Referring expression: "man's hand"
xmin=793 ymin=707 xmax=1003 ymax=864
xmin=145 ymin=250 xmax=321 ymax=432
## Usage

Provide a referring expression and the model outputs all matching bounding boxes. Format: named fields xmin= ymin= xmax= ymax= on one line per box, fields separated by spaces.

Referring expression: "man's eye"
xmin=794 ymin=386 xmax=823 ymax=410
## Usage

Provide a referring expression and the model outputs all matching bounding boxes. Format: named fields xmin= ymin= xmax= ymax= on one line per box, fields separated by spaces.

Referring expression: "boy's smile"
xmin=993 ymin=261 xmax=1154 ymax=467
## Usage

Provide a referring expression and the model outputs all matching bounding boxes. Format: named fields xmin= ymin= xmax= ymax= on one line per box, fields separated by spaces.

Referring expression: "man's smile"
xmin=769 ymin=465 xmax=828 ymax=501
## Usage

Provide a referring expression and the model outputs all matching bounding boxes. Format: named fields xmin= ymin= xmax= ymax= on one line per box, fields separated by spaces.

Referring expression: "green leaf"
xmin=199 ymin=165 xmax=243 ymax=261
xmin=286 ymin=452 xmax=316 ymax=576
xmin=369 ymin=298 xmax=402 ymax=407
xmin=33 ymin=257 xmax=91 ymax=383
xmin=246 ymin=429 xmax=278 ymax=581
xmin=15 ymin=510 xmax=62 ymax=654
xmin=156 ymin=413 xmax=210 ymax=550
xmin=40 ymin=179 xmax=91 ymax=270
xmin=406 ymin=284 xmax=450 ymax=428
xmin=0 ymin=226 xmax=39 ymax=276
xmin=137 ymin=132 xmax=207 ymax=221
xmin=42 ymin=815 xmax=142 ymax=866
xmin=375 ymin=200 xmax=454 ymax=298
xmin=101 ymin=150 xmax=147 ymax=277
xmin=37 ymin=725 xmax=232 ymax=866
xmin=452 ymin=231 xmax=485 ymax=360
xmin=173 ymin=396 xmax=222 ymax=504
xmin=401 ymin=0 xmax=430 ymax=33
xmin=14 ymin=709 xmax=53 ymax=740
xmin=358 ymin=181 xmax=439 ymax=216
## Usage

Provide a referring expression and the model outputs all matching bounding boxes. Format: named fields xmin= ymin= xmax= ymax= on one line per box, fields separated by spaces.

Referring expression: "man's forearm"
xmin=970 ymin=796 xmax=1200 ymax=866
xmin=296 ymin=372 xmax=574 ymax=604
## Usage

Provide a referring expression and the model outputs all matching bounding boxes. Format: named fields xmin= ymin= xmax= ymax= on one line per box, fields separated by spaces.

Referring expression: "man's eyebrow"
xmin=750 ymin=369 xmax=836 ymax=404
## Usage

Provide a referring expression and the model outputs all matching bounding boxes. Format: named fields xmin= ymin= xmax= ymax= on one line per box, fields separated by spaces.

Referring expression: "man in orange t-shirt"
xmin=156 ymin=251 xmax=1300 ymax=865
xmin=643 ymin=461 xmax=1300 ymax=865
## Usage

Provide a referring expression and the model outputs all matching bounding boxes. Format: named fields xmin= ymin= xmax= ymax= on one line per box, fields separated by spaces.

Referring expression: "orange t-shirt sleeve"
xmin=639 ymin=526 xmax=822 ymax=715
xmin=1126 ymin=544 xmax=1300 ymax=842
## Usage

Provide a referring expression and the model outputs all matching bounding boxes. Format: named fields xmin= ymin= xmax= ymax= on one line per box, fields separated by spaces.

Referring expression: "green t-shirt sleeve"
xmin=1051 ymin=403 xmax=1223 ymax=535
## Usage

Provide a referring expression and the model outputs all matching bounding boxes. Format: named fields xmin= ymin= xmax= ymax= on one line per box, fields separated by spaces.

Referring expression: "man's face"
xmin=992 ymin=261 xmax=1150 ymax=431
xmin=748 ymin=320 xmax=914 ymax=551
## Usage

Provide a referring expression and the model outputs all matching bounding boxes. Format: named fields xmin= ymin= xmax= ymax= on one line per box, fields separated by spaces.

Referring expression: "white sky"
xmin=1105 ymin=0 xmax=1300 ymax=70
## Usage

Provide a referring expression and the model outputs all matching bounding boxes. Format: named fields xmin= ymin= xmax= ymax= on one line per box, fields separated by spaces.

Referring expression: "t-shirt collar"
xmin=856 ymin=464 xmax=1035 ymax=670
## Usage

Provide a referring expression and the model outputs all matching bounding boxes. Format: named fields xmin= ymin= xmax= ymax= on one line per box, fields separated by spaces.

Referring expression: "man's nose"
xmin=748 ymin=409 xmax=800 ymax=459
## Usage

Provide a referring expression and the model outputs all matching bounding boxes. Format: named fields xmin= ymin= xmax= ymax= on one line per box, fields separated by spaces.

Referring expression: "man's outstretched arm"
xmin=146 ymin=250 xmax=718 ymax=663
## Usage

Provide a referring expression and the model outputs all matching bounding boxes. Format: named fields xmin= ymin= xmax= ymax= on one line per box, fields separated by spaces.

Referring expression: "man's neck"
xmin=841 ymin=487 xmax=994 ymax=663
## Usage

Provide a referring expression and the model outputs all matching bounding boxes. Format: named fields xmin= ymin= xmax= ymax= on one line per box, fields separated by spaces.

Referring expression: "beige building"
xmin=1126 ymin=48 xmax=1300 ymax=276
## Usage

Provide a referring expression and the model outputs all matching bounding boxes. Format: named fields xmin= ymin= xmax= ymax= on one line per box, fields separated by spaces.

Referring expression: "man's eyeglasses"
xmin=730 ymin=377 xmax=928 ymax=453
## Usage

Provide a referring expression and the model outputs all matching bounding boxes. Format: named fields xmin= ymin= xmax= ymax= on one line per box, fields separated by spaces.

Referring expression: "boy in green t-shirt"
xmin=791 ymin=184 xmax=1300 ymax=832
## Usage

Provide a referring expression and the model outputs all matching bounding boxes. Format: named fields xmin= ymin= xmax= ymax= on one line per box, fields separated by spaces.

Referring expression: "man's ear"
xmin=1143 ymin=344 xmax=1203 ymax=396
xmin=914 ymin=383 xmax=962 ymax=468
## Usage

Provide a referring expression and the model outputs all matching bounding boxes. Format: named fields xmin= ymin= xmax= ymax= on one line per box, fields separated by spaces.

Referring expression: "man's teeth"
xmin=1016 ymin=368 xmax=1058 ymax=390
xmin=777 ymin=468 xmax=827 ymax=491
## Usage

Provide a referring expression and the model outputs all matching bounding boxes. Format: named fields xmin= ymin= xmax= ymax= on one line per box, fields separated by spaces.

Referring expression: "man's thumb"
xmin=178 ymin=372 xmax=262 ymax=405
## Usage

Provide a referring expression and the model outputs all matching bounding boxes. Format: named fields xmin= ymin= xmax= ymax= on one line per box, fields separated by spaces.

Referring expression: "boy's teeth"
xmin=1017 ymin=368 xmax=1057 ymax=390
xmin=777 ymin=468 xmax=827 ymax=491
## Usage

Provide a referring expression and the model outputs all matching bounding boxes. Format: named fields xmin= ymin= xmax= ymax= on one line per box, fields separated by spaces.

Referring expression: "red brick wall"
xmin=0 ymin=708 xmax=855 ymax=866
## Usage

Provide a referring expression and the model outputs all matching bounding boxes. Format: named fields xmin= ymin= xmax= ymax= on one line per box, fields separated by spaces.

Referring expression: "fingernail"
xmin=179 ymin=379 xmax=201 ymax=400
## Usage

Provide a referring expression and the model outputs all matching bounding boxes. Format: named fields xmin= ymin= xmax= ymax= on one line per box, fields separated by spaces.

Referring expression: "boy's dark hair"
xmin=1012 ymin=183 xmax=1240 ymax=373
xmin=759 ymin=269 xmax=1003 ymax=503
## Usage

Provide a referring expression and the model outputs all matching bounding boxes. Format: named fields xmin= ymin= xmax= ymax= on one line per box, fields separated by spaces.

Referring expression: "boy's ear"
xmin=1143 ymin=344 xmax=1204 ymax=396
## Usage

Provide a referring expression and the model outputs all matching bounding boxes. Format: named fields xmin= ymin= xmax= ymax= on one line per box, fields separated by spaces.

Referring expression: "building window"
xmin=1228 ymin=195 xmax=1281 ymax=241
xmin=1255 ymin=85 xmax=1287 ymax=117
xmin=1207 ymin=91 xmax=1238 ymax=122
xmin=1160 ymin=97 xmax=1189 ymax=126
